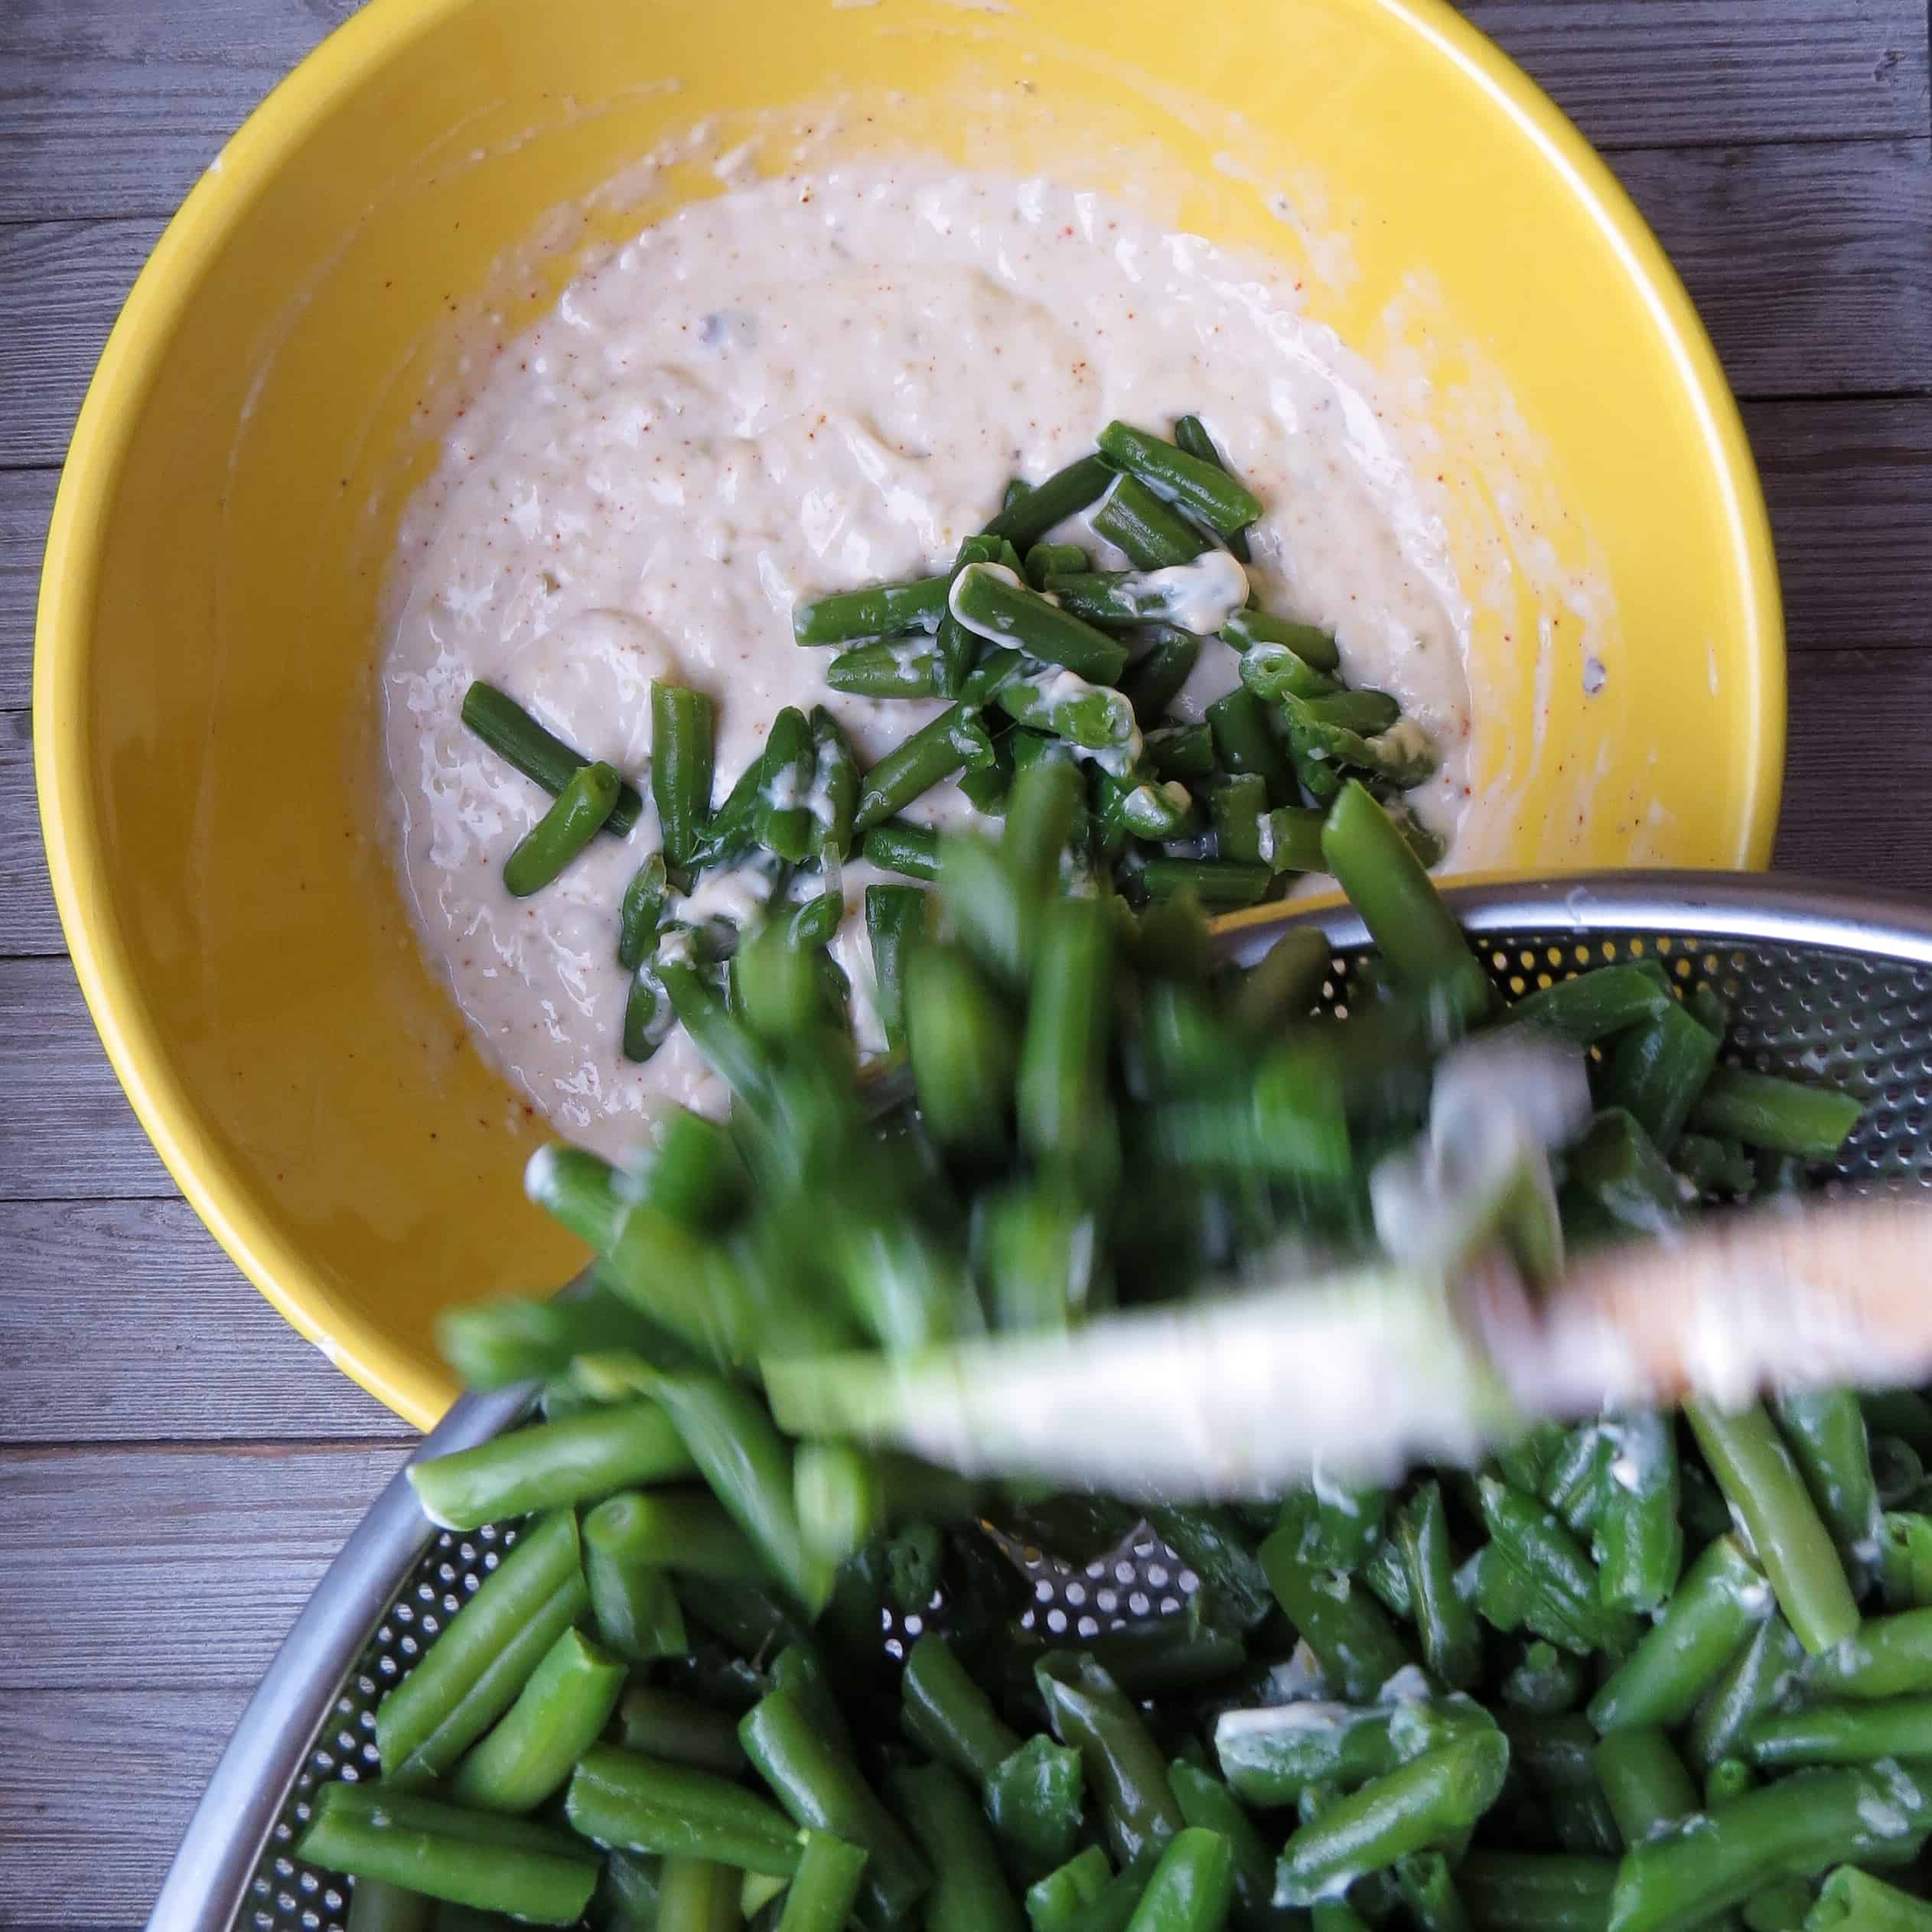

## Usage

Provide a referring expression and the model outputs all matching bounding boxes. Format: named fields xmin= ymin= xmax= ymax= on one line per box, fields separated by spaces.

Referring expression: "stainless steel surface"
xmin=153 ymin=872 xmax=1932 ymax=1932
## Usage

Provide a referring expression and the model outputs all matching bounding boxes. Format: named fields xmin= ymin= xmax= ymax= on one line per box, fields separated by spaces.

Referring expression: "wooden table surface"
xmin=2 ymin=2 xmax=1929 ymax=1924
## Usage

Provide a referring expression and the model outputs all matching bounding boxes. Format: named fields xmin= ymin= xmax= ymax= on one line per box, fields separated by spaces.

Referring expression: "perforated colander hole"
xmin=1064 ymin=1581 xmax=1087 ymax=1606
xmin=1077 ymin=1614 xmax=1100 ymax=1638
xmin=1128 ymin=1591 xmax=1151 ymax=1615
xmin=1046 ymin=1608 xmax=1068 ymax=1634
xmin=1095 ymin=1588 xmax=1119 ymax=1614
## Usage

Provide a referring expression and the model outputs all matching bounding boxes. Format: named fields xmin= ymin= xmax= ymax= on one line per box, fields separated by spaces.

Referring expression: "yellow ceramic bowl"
xmin=36 ymin=0 xmax=1781 ymax=1427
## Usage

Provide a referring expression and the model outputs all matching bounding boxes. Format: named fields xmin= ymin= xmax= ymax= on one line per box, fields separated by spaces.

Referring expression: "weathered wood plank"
xmin=0 ymin=1686 xmax=248 ymax=1931
xmin=1775 ymin=647 xmax=1932 ymax=893
xmin=0 ymin=711 xmax=62 ymax=954
xmin=0 ymin=220 xmax=164 ymax=468
xmin=0 ymin=1198 xmax=409 ymax=1444
xmin=1613 ymin=138 xmax=1932 ymax=397
xmin=1746 ymin=397 xmax=1932 ymax=655
xmin=0 ymin=469 xmax=55 ymax=710
xmin=1466 ymin=0 xmax=1930 ymax=151
xmin=0 ymin=1443 xmax=406 ymax=1689
xmin=0 ymin=0 xmax=1924 ymax=223
xmin=0 ymin=958 xmax=177 ymax=1198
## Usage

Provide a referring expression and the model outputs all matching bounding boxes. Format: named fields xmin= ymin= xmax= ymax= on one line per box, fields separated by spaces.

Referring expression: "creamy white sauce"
xmin=381 ymin=165 xmax=1473 ymax=1153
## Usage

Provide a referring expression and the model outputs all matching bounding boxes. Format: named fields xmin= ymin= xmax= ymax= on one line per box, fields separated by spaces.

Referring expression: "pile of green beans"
xmin=456 ymin=419 xmax=1445 ymax=1080
xmin=301 ymin=764 xmax=1904 ymax=1932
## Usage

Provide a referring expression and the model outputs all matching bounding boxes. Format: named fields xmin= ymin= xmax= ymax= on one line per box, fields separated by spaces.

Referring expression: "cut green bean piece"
xmin=624 ymin=965 xmax=671 ymax=1064
xmin=1044 ymin=556 xmax=1249 ymax=636
xmin=855 ymin=705 xmax=995 ymax=831
xmin=865 ymin=884 xmax=932 ymax=1054
xmin=620 ymin=1686 xmax=749 ymax=1776
xmin=1146 ymin=721 xmax=1215 ymax=780
xmin=1600 ymin=1003 xmax=1720 ymax=1152
xmin=1100 ymin=421 xmax=1263 ymax=536
xmin=295 ymin=1781 xmax=599 ymax=1926
xmin=1028 ymin=1848 xmax=1116 ymax=1932
xmin=1236 ymin=640 xmax=1338 ymax=704
xmin=1689 ymin=1068 xmax=1863 ymax=1157
xmin=1395 ymin=1480 xmax=1483 ymax=1691
xmin=450 ymin=1626 xmax=626 ymax=1813
xmin=1503 ymin=965 xmax=1672 ymax=1046
xmin=754 ymin=706 xmax=816 ymax=862
xmin=861 ymin=819 xmax=941 ymax=881
xmin=1028 ymin=540 xmax=1092 ymax=588
xmin=1093 ymin=473 xmax=1210 ymax=569
xmin=776 ymin=1833 xmax=871 ymax=1932
xmin=1119 ymin=627 xmax=1202 ymax=726
xmin=827 ymin=639 xmax=943 ymax=699
xmin=1322 ymin=781 xmax=1482 ymax=995
xmin=375 ymin=1511 xmax=588 ymax=1783
xmin=1687 ymin=1399 xmax=1861 ymax=1657
xmin=1298 ymin=689 xmax=1402 ymax=735
xmin=1595 ymin=1412 xmax=1682 ymax=1614
xmin=503 ymin=760 xmax=622 ymax=897
xmin=461 ymin=680 xmax=643 ymax=835
xmin=1212 ymin=1698 xmax=1485 ymax=1810
xmin=1742 ymin=1696 xmax=1932 ymax=1767
xmin=952 ymin=563 xmax=1130 ymax=683
xmin=407 ymin=1403 xmax=696 ymax=1530
xmin=1590 ymin=1729 xmax=1699 ymax=1849
xmin=1685 ymin=1614 xmax=1806 ymax=1773
xmin=565 ymin=1743 xmax=806 ymax=1878
xmin=907 ymin=944 xmax=1018 ymax=1153
xmin=984 ymin=454 xmax=1116 ymax=550
xmin=1206 ymin=688 xmax=1295 ymax=807
xmin=1122 ymin=1826 xmax=1235 ymax=1932
xmin=1807 ymin=1606 xmax=1932 ymax=1699
xmin=1167 ymin=1761 xmax=1290 ymax=1932
xmin=1174 ymin=416 xmax=1253 ymax=562
xmin=619 ymin=853 xmax=670 ymax=969
xmin=1256 ymin=1526 xmax=1413 ymax=1701
xmin=1477 ymin=1477 xmax=1637 ymax=1660
xmin=986 ymin=1733 xmax=1087 ymax=1885
xmin=585 ymin=1488 xmax=767 ymax=1583
xmin=343 ymin=1878 xmax=432 ymax=1932
xmin=1588 ymin=1533 xmax=1770 ymax=1733
xmin=1037 ymin=1651 xmax=1188 ymax=1867
xmin=1019 ymin=897 xmax=1119 ymax=1191
xmin=585 ymin=1516 xmax=688 ymax=1665
xmin=794 ymin=574 xmax=950 ymax=646
xmin=1774 ymin=1390 xmax=1885 ymax=1579
xmin=901 ymin=1631 xmax=1022 ymax=1784
xmin=889 ymin=1760 xmax=1026 ymax=1932
xmin=1503 ymin=1641 xmax=1586 ymax=1715
xmin=1806 ymin=1867 xmax=1932 ymax=1932
xmin=1458 ymin=1854 xmax=1617 ymax=1932
xmin=651 ymin=683 xmax=717 ymax=872
xmin=1136 ymin=858 xmax=1273 ymax=909
xmin=1220 ymin=609 xmax=1341 ymax=673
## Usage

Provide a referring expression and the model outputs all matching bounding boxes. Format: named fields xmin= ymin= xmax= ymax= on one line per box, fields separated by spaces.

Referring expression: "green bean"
xmin=998 ymin=669 xmax=1139 ymax=751
xmin=807 ymin=705 xmax=860 ymax=858
xmin=449 ymin=1626 xmax=626 ymax=1813
xmin=793 ymin=574 xmax=950 ymax=646
xmin=1808 ymin=1608 xmax=1932 ymax=1699
xmin=1595 ymin=1412 xmax=1683 ymax=1614
xmin=295 ymin=1782 xmax=599 ymax=1926
xmin=1538 ymin=1426 xmax=1616 ymax=1540
xmin=1093 ymin=474 xmax=1210 ymax=569
xmin=1477 ymin=1478 xmax=1637 ymax=1660
xmin=854 ymin=704 xmax=995 ymax=831
xmin=1064 ymin=1852 xmax=1166 ymax=1932
xmin=1172 ymin=417 xmax=1253 ymax=559
xmin=861 ymin=819 xmax=941 ymax=881
xmin=1322 ymin=781 xmax=1482 ymax=995
xmin=1119 ymin=627 xmax=1203 ymax=725
xmin=901 ymin=1631 xmax=1023 ymax=1783
xmin=1297 ymin=689 xmax=1401 ymax=735
xmin=1683 ymin=1614 xmax=1805 ymax=1774
xmin=408 ymin=1402 xmax=695 ymax=1530
xmin=586 ymin=1488 xmax=767 ymax=1582
xmin=585 ymin=1515 xmax=688 ymax=1663
xmin=1605 ymin=1764 xmax=1932 ymax=1932
xmin=1807 ymin=1866 xmax=1932 ymax=1932
xmin=1275 ymin=1730 xmax=1510 ymax=1905
xmin=1705 ymin=1757 xmax=1755 ymax=1807
xmin=620 ymin=1686 xmax=749 ymax=1776
xmin=960 ymin=646 xmax=1029 ymax=705
xmin=1100 ymin=422 xmax=1262 ymax=536
xmin=1870 ymin=1434 xmax=1923 ymax=1508
xmin=1567 ymin=1109 xmax=1685 ymax=1236
xmin=1119 ymin=1826 xmax=1235 ymax=1932
xmin=1028 ymin=1848 xmax=1116 ymax=1932
xmin=1879 ymin=1511 xmax=1932 ymax=1609
xmin=651 ymin=683 xmax=717 ymax=871
xmin=1167 ymin=1761 xmax=1290 ymax=1932
xmin=1502 ymin=965 xmax=1673 ymax=1046
xmin=885 ymin=1761 xmax=1025 ymax=1932
xmin=689 ymin=753 xmax=768 ymax=869
xmin=624 ymin=963 xmax=671 ymax=1064
xmin=1236 ymin=640 xmax=1337 ymax=705
xmin=1673 ymin=1132 xmax=1759 ymax=1197
xmin=647 ymin=1372 xmax=832 ymax=1616
xmin=952 ymin=563 xmax=1131 ymax=683
xmin=984 ymin=454 xmax=1116 ymax=550
xmin=460 ymin=680 xmax=643 ymax=835
xmin=1458 ymin=1855 xmax=1617 ymax=1932
xmin=436 ymin=1287 xmax=667 ymax=1393
xmin=907 ymin=944 xmax=1018 ymax=1153
xmin=827 ymin=639 xmax=942 ymax=699
xmin=1743 ymin=1696 xmax=1932 ymax=1767
xmin=1256 ymin=1526 xmax=1413 ymax=1700
xmin=1394 ymin=1481 xmax=1483 ymax=1691
xmin=1095 ymin=768 xmax=1198 ymax=841
xmin=776 ymin=1833 xmax=872 ymax=1932
xmin=750 ymin=706 xmax=815 ymax=862
xmin=1037 ymin=1651 xmax=1188 ymax=1865
xmin=1234 ymin=927 xmax=1332 ymax=1034
xmin=768 ymin=1642 xmax=857 ymax=1765
xmin=942 ymin=823 xmax=1034 ymax=987
xmin=1599 ymin=1004 xmax=1721 ymax=1152
xmin=1689 ymin=1069 xmax=1863 ymax=1158
xmin=986 ymin=1732 xmax=1088 ymax=1882
xmin=863 ymin=885 xmax=930 ymax=1054
xmin=1504 ymin=1642 xmax=1587 ymax=1715
xmin=1043 ymin=560 xmax=1249 ymax=636
xmin=1588 ymin=1534 xmax=1770 ymax=1733
xmin=1863 ymin=1392 xmax=1932 ymax=1458
xmin=658 ymin=1855 xmax=742 ymax=1932
xmin=1003 ymin=755 xmax=1082 ymax=904
xmin=1773 ymin=1390 xmax=1885 ymax=1579
xmin=617 ymin=853 xmax=670 ymax=969
xmin=342 ymin=1878 xmax=432 ymax=1932
xmin=1212 ymin=1699 xmax=1451 ymax=1808
xmin=1145 ymin=1507 xmax=1275 ymax=1634
xmin=1205 ymin=688 xmax=1295 ymax=806
xmin=503 ymin=759 xmax=622 ymax=897
xmin=1220 ymin=609 xmax=1341 ymax=674
xmin=1283 ymin=696 xmax=1435 ymax=790
xmin=739 ymin=1683 xmax=932 ymax=1931
xmin=1142 ymin=721 xmax=1214 ymax=781
xmin=976 ymin=1180 xmax=1099 ymax=1333
xmin=1745 ymin=1882 xmax=1815 ymax=1932
xmin=1210 ymin=773 xmax=1269 ymax=864
xmin=375 ymin=1511 xmax=588 ymax=1782
xmin=1687 ymin=1400 xmax=1861 ymax=1657
xmin=780 ymin=889 xmax=842 ymax=953
xmin=1398 ymin=1852 xmax=1473 ymax=1932
xmin=566 ymin=1744 xmax=803 ymax=1878
xmin=1028 ymin=541 xmax=1093 ymax=588
xmin=1591 ymin=1729 xmax=1699 ymax=1849
xmin=1019 ymin=897 xmax=1117 ymax=1181
xmin=1136 ymin=858 xmax=1272 ymax=909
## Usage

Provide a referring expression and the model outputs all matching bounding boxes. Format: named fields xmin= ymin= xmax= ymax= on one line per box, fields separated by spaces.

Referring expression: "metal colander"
xmin=148 ymin=873 xmax=1932 ymax=1932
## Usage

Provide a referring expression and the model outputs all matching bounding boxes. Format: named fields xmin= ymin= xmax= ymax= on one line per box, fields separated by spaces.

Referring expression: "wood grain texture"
xmin=0 ymin=0 xmax=1924 ymax=223
xmin=0 ymin=1443 xmax=406 ymax=1689
xmin=1465 ymin=0 xmax=1931 ymax=150
xmin=0 ymin=469 xmax=55 ymax=710
xmin=0 ymin=1687 xmax=252 ymax=1932
xmin=1614 ymin=138 xmax=1932 ymax=397
xmin=1775 ymin=647 xmax=1932 ymax=893
xmin=0 ymin=959 xmax=177 ymax=1199
xmin=1747 ymin=397 xmax=1932 ymax=655
xmin=2 ymin=1198 xmax=409 ymax=1445
xmin=0 ymin=709 xmax=61 ymax=953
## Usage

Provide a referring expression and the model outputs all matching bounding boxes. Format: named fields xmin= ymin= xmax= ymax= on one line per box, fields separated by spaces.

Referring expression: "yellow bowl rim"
xmin=32 ymin=0 xmax=1786 ymax=1431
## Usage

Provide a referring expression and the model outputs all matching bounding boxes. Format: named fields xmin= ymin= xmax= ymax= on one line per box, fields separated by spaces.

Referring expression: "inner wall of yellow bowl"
xmin=73 ymin=0 xmax=1777 ymax=1423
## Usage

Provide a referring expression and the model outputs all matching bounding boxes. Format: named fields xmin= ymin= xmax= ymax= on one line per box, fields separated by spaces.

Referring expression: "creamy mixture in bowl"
xmin=381 ymin=166 xmax=1472 ymax=1155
